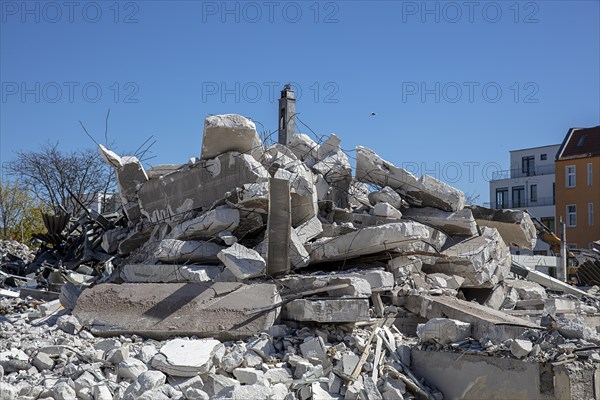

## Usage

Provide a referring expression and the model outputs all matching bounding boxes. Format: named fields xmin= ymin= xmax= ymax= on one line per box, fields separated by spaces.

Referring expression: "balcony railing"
xmin=491 ymin=164 xmax=555 ymax=181
xmin=484 ymin=196 xmax=555 ymax=210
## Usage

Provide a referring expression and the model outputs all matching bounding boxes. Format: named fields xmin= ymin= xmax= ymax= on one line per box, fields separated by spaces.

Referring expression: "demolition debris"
xmin=1 ymin=110 xmax=599 ymax=399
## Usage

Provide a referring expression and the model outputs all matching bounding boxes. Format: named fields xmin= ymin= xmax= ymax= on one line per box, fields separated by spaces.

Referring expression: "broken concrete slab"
xmin=137 ymin=152 xmax=268 ymax=223
xmin=504 ymin=278 xmax=547 ymax=300
xmin=168 ymin=206 xmax=240 ymax=240
xmin=401 ymin=294 xmax=541 ymax=343
xmin=99 ymin=145 xmax=149 ymax=221
xmin=73 ymin=282 xmax=281 ymax=340
xmin=151 ymin=338 xmax=223 ymax=377
xmin=282 ymin=298 xmax=370 ymax=323
xmin=307 ymin=221 xmax=430 ymax=264
xmin=335 ymin=269 xmax=395 ymax=292
xmin=423 ymin=227 xmax=510 ymax=288
xmin=155 ymin=239 xmax=223 ymax=264
xmin=278 ymin=274 xmax=372 ymax=298
xmin=373 ymin=203 xmax=402 ymax=219
xmin=510 ymin=261 xmax=589 ymax=298
xmin=403 ymin=207 xmax=477 ymax=237
xmin=368 ymin=186 xmax=402 ymax=209
xmin=120 ymin=264 xmax=222 ymax=283
xmin=416 ymin=318 xmax=471 ymax=345
xmin=509 ymin=339 xmax=534 ymax=359
xmin=356 ymin=146 xmax=465 ymax=212
xmin=287 ymin=133 xmax=320 ymax=163
xmin=294 ymin=216 xmax=323 ymax=244
xmin=201 ymin=114 xmax=264 ymax=162
xmin=218 ymin=243 xmax=266 ymax=280
xmin=470 ymin=206 xmax=537 ymax=250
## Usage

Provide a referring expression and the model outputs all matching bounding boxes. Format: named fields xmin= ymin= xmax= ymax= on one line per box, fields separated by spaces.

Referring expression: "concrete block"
xmin=368 ymin=186 xmax=403 ymax=209
xmin=373 ymin=202 xmax=402 ymax=219
xmin=417 ymin=318 xmax=471 ymax=344
xmin=151 ymin=338 xmax=223 ymax=377
xmin=232 ymin=367 xmax=265 ymax=385
xmin=218 ymin=243 xmax=266 ymax=280
xmin=282 ymin=298 xmax=369 ymax=322
xmin=403 ymin=207 xmax=477 ymax=237
xmin=73 ymin=282 xmax=281 ymax=340
xmin=201 ymin=114 xmax=263 ymax=162
xmin=509 ymin=339 xmax=533 ymax=359
xmin=470 ymin=206 xmax=537 ymax=250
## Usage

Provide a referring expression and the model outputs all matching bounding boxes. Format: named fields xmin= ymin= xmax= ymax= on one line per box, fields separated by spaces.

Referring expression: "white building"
xmin=488 ymin=144 xmax=561 ymax=255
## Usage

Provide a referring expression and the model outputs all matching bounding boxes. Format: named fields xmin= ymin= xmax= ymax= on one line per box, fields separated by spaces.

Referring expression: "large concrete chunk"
xmin=312 ymin=134 xmax=352 ymax=208
xmin=307 ymin=221 xmax=430 ymax=263
xmin=169 ymin=206 xmax=240 ymax=240
xmin=266 ymin=177 xmax=291 ymax=276
xmin=137 ymin=152 xmax=268 ymax=222
xmin=423 ymin=227 xmax=510 ymax=288
xmin=402 ymin=295 xmax=540 ymax=343
xmin=287 ymin=133 xmax=319 ymax=162
xmin=356 ymin=146 xmax=465 ymax=212
xmin=218 ymin=243 xmax=266 ymax=280
xmin=151 ymin=338 xmax=223 ymax=377
xmin=155 ymin=239 xmax=223 ymax=264
xmin=73 ymin=282 xmax=281 ymax=339
xmin=282 ymin=298 xmax=370 ymax=322
xmin=470 ymin=206 xmax=537 ymax=250
xmin=99 ymin=145 xmax=148 ymax=221
xmin=121 ymin=264 xmax=222 ymax=283
xmin=201 ymin=114 xmax=264 ymax=161
xmin=403 ymin=207 xmax=477 ymax=237
xmin=368 ymin=186 xmax=403 ymax=209
xmin=416 ymin=318 xmax=471 ymax=345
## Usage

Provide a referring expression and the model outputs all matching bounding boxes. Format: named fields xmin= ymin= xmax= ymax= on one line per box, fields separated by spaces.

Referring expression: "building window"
xmin=533 ymin=250 xmax=548 ymax=256
xmin=588 ymin=163 xmax=593 ymax=186
xmin=530 ymin=184 xmax=537 ymax=202
xmin=540 ymin=154 xmax=547 ymax=160
xmin=553 ymin=182 xmax=556 ymax=205
xmin=567 ymin=205 xmax=577 ymax=227
xmin=566 ymin=165 xmax=576 ymax=188
xmin=589 ymin=202 xmax=594 ymax=226
xmin=541 ymin=217 xmax=555 ymax=233
xmin=522 ymin=156 xmax=535 ymax=176
xmin=496 ymin=188 xmax=508 ymax=209
xmin=512 ymin=186 xmax=525 ymax=208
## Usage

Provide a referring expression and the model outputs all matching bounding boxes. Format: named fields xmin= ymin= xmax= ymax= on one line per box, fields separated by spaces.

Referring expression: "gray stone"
xmin=416 ymin=318 xmax=471 ymax=345
xmin=247 ymin=336 xmax=275 ymax=360
xmin=213 ymin=383 xmax=270 ymax=400
xmin=218 ymin=243 xmax=266 ymax=280
xmin=152 ymin=338 xmax=222 ymax=377
xmin=92 ymin=384 xmax=112 ymax=400
xmin=56 ymin=314 xmax=82 ymax=335
xmin=155 ymin=239 xmax=224 ymax=264
xmin=294 ymin=216 xmax=323 ymax=243
xmin=117 ymin=358 xmax=148 ymax=381
xmin=32 ymin=352 xmax=54 ymax=371
xmin=52 ymin=382 xmax=76 ymax=400
xmin=264 ymin=367 xmax=292 ymax=384
xmin=201 ymin=114 xmax=264 ymax=162
xmin=232 ymin=367 xmax=265 ymax=384
xmin=510 ymin=339 xmax=533 ymax=359
xmin=204 ymin=373 xmax=241 ymax=397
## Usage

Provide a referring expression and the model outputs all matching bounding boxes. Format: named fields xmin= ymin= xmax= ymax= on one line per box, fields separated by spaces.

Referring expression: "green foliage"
xmin=0 ymin=180 xmax=49 ymax=243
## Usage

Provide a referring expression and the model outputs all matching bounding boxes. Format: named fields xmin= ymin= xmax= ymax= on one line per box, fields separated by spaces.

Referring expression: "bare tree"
xmin=7 ymin=142 xmax=115 ymax=217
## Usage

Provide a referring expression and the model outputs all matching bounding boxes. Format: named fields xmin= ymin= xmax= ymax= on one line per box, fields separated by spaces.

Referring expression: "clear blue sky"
xmin=1 ymin=0 xmax=599 ymax=204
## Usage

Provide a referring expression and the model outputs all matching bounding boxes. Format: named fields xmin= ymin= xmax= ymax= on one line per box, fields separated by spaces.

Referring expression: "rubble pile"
xmin=1 ymin=113 xmax=599 ymax=399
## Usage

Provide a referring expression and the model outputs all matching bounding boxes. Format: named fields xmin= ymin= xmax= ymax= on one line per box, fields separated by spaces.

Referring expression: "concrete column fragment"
xmin=266 ymin=178 xmax=291 ymax=276
xmin=98 ymin=145 xmax=148 ymax=221
xmin=282 ymin=298 xmax=370 ymax=322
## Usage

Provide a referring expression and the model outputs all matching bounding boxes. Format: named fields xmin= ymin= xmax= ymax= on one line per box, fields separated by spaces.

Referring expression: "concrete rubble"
xmin=1 ymin=110 xmax=599 ymax=399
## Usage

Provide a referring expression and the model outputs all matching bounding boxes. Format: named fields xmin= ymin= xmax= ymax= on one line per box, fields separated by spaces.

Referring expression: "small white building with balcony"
xmin=487 ymin=144 xmax=561 ymax=255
